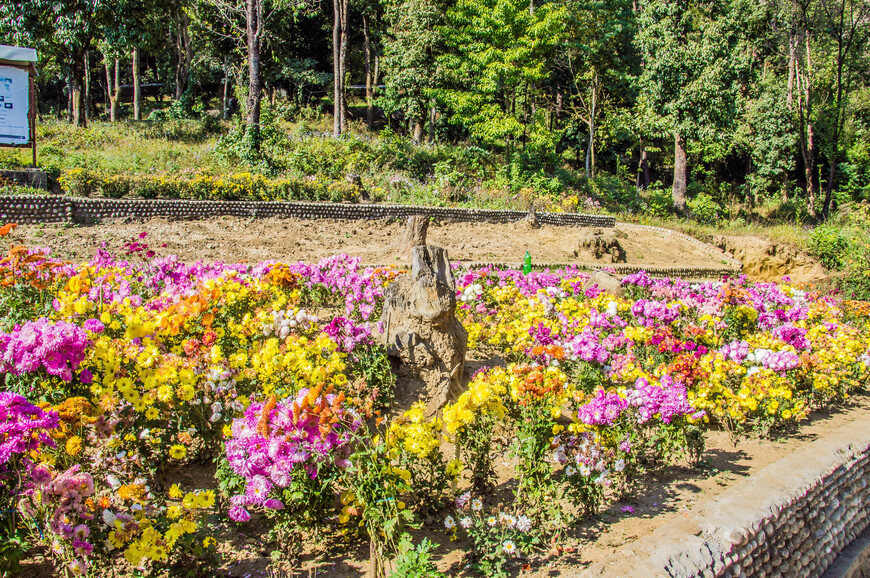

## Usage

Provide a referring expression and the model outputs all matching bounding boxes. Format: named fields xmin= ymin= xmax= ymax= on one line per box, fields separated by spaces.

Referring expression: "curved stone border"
xmin=0 ymin=195 xmax=615 ymax=228
xmin=581 ymin=415 xmax=870 ymax=578
xmin=619 ymin=222 xmax=744 ymax=270
xmin=440 ymin=262 xmax=739 ymax=281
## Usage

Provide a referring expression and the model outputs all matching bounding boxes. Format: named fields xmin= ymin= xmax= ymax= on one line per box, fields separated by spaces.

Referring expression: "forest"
xmin=0 ymin=0 xmax=869 ymax=221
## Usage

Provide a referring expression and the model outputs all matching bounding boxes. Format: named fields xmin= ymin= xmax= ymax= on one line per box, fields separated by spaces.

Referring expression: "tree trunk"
xmin=429 ymin=104 xmax=436 ymax=144
xmin=105 ymin=60 xmax=119 ymax=122
xmin=786 ymin=33 xmax=796 ymax=110
xmin=84 ymin=50 xmax=91 ymax=122
xmin=339 ymin=0 xmax=349 ymax=132
xmin=638 ymin=145 xmax=650 ymax=190
xmin=132 ymin=47 xmax=142 ymax=121
xmin=397 ymin=215 xmax=429 ymax=257
xmin=363 ymin=13 xmax=373 ymax=130
xmin=412 ymin=120 xmax=424 ymax=143
xmin=333 ymin=0 xmax=342 ymax=136
xmin=222 ymin=56 xmax=231 ymax=119
xmin=72 ymin=53 xmax=85 ymax=128
xmin=796 ymin=31 xmax=816 ymax=217
xmin=246 ymin=0 xmax=263 ymax=148
xmin=175 ymin=11 xmax=191 ymax=100
xmin=373 ymin=55 xmax=380 ymax=99
xmin=672 ymin=132 xmax=688 ymax=213
xmin=585 ymin=77 xmax=597 ymax=178
xmin=66 ymin=74 xmax=74 ymax=123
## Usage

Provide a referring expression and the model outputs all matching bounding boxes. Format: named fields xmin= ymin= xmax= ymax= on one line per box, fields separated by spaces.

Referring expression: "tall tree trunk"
xmin=672 ymin=132 xmax=688 ymax=213
xmin=66 ymin=73 xmax=74 ymax=123
xmin=339 ymin=0 xmax=349 ymax=132
xmin=84 ymin=50 xmax=91 ymax=122
xmin=132 ymin=47 xmax=142 ymax=121
xmin=639 ymin=144 xmax=650 ymax=190
xmin=333 ymin=0 xmax=342 ymax=136
xmin=105 ymin=59 xmax=120 ymax=122
xmin=246 ymin=0 xmax=262 ymax=148
xmin=72 ymin=53 xmax=85 ymax=128
xmin=175 ymin=11 xmax=191 ymax=100
xmin=585 ymin=76 xmax=597 ymax=178
xmin=796 ymin=32 xmax=816 ymax=217
xmin=786 ymin=32 xmax=796 ymax=110
xmin=428 ymin=104 xmax=436 ymax=144
xmin=222 ymin=56 xmax=231 ymax=119
xmin=363 ymin=13 xmax=373 ymax=130
xmin=373 ymin=55 xmax=380 ymax=99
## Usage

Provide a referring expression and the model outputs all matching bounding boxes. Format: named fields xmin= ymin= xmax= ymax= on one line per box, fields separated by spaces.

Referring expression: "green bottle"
xmin=522 ymin=251 xmax=532 ymax=275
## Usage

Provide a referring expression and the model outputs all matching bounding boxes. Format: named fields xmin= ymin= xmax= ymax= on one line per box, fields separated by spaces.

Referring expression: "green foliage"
xmin=56 ymin=167 xmax=361 ymax=203
xmin=688 ymin=192 xmax=720 ymax=224
xmin=808 ymin=225 xmax=849 ymax=270
xmin=642 ymin=185 xmax=674 ymax=218
xmin=437 ymin=0 xmax=566 ymax=148
xmin=390 ymin=538 xmax=445 ymax=578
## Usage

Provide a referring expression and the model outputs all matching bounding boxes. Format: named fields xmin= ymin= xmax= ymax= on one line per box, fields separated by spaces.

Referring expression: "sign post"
xmin=0 ymin=45 xmax=38 ymax=167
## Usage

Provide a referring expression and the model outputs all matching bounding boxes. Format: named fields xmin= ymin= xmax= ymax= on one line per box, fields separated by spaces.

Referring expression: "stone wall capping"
xmin=580 ymin=415 xmax=870 ymax=578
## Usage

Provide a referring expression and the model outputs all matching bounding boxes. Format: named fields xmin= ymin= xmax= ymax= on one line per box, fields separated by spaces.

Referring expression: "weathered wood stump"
xmin=380 ymin=245 xmax=467 ymax=413
xmin=397 ymin=215 xmax=429 ymax=257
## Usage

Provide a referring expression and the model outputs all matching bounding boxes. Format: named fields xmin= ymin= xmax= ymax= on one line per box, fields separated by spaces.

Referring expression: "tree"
xmin=195 ymin=0 xmax=316 ymax=148
xmin=332 ymin=0 xmax=349 ymax=136
xmin=437 ymin=0 xmax=566 ymax=154
xmin=558 ymin=0 xmax=639 ymax=178
xmin=380 ymin=0 xmax=444 ymax=141
xmin=0 ymin=0 xmax=107 ymax=126
xmin=636 ymin=0 xmax=751 ymax=212
xmin=817 ymin=0 xmax=870 ymax=217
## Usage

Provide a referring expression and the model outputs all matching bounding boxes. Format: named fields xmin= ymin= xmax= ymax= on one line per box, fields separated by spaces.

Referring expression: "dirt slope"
xmin=12 ymin=217 xmax=721 ymax=268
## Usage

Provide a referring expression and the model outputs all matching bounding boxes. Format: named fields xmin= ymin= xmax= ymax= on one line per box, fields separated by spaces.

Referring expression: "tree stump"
xmin=393 ymin=215 xmax=429 ymax=259
xmin=380 ymin=245 xmax=467 ymax=413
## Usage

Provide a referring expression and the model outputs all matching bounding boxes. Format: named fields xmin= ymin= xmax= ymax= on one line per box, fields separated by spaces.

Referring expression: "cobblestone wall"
xmin=447 ymin=261 xmax=740 ymax=280
xmin=582 ymin=418 xmax=870 ymax=578
xmin=0 ymin=195 xmax=615 ymax=227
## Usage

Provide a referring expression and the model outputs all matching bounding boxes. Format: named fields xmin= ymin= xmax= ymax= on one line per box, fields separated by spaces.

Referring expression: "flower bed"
xmin=0 ymin=222 xmax=868 ymax=577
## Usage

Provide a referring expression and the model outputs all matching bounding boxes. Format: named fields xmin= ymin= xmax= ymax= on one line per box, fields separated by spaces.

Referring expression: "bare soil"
xmin=11 ymin=217 xmax=724 ymax=269
xmin=714 ymin=234 xmax=826 ymax=285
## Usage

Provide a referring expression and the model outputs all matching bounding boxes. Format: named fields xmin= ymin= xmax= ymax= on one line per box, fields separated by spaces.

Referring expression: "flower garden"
xmin=0 ymin=221 xmax=868 ymax=577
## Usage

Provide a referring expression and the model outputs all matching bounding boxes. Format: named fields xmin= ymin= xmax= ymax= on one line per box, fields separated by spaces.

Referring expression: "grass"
xmin=0 ymin=114 xmax=827 ymax=259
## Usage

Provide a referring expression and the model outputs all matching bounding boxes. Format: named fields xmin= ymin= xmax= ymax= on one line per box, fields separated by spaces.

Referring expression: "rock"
xmin=523 ymin=207 xmax=541 ymax=229
xmin=575 ymin=228 xmax=627 ymax=263
xmin=583 ymin=270 xmax=626 ymax=297
xmin=380 ymin=245 xmax=468 ymax=413
xmin=345 ymin=173 xmax=369 ymax=202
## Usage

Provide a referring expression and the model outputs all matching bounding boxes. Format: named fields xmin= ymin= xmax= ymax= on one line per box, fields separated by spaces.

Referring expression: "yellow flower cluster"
xmin=443 ymin=369 xmax=508 ymax=435
xmin=117 ymin=486 xmax=215 ymax=567
xmin=387 ymin=403 xmax=442 ymax=459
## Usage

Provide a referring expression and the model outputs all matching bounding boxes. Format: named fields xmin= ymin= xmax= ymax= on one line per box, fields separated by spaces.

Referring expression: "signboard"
xmin=0 ymin=65 xmax=31 ymax=146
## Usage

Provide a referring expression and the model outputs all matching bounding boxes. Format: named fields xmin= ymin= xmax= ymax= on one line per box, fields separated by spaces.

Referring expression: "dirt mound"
xmin=574 ymin=228 xmax=627 ymax=263
xmin=714 ymin=235 xmax=825 ymax=284
xmin=10 ymin=217 xmax=720 ymax=269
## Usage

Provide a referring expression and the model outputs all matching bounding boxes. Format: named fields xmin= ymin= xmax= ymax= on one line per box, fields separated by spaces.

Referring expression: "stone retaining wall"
xmin=581 ymin=417 xmax=870 ymax=578
xmin=0 ymin=169 xmax=49 ymax=190
xmin=619 ymin=222 xmax=744 ymax=270
xmin=446 ymin=261 xmax=740 ymax=281
xmin=0 ymin=195 xmax=615 ymax=227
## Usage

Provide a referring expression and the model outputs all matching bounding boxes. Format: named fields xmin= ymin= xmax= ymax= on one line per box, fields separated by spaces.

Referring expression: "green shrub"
xmin=808 ymin=225 xmax=849 ymax=270
xmin=57 ymin=167 xmax=97 ymax=197
xmin=643 ymin=185 xmax=673 ymax=218
xmin=688 ymin=192 xmax=720 ymax=224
